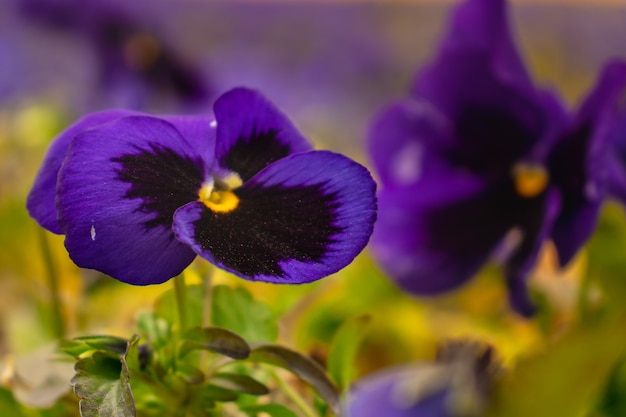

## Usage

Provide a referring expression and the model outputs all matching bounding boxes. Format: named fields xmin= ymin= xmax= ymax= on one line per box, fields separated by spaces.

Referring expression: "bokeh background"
xmin=1 ymin=0 xmax=626 ymax=412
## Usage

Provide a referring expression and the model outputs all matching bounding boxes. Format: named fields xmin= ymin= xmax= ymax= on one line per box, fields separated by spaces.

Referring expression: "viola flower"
xmin=368 ymin=0 xmax=626 ymax=315
xmin=27 ymin=88 xmax=377 ymax=285
xmin=345 ymin=341 xmax=498 ymax=417
xmin=15 ymin=0 xmax=213 ymax=110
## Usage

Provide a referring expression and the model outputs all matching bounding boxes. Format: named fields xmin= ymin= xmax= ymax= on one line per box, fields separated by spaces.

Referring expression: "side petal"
xmin=173 ymin=150 xmax=377 ymax=284
xmin=27 ymin=109 xmax=138 ymax=234
xmin=370 ymin=171 xmax=518 ymax=295
xmin=550 ymin=59 xmax=626 ymax=266
xmin=213 ymin=87 xmax=313 ymax=182
xmin=57 ymin=116 xmax=209 ymax=285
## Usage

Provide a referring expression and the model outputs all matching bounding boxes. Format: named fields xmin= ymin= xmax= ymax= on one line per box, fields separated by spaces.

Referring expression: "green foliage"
xmin=595 ymin=356 xmax=626 ymax=417
xmin=327 ymin=314 xmax=371 ymax=390
xmin=179 ymin=326 xmax=251 ymax=359
xmin=212 ymin=285 xmax=279 ymax=343
xmin=0 ymin=387 xmax=26 ymax=417
xmin=249 ymin=344 xmax=341 ymax=413
xmin=240 ymin=403 xmax=299 ymax=417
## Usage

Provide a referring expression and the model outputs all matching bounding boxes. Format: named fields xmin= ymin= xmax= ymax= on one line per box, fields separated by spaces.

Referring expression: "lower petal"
xmin=173 ymin=150 xmax=377 ymax=284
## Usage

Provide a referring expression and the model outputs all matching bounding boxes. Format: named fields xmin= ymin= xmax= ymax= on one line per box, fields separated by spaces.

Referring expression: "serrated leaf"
xmin=180 ymin=327 xmax=250 ymax=359
xmin=248 ymin=345 xmax=340 ymax=413
xmin=212 ymin=286 xmax=278 ymax=343
xmin=209 ymin=373 xmax=269 ymax=396
xmin=71 ymin=352 xmax=135 ymax=417
xmin=240 ymin=403 xmax=298 ymax=417
xmin=70 ymin=337 xmax=139 ymax=417
xmin=327 ymin=315 xmax=371 ymax=390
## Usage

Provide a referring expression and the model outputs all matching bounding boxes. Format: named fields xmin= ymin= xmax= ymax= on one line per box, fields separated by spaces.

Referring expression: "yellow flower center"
xmin=198 ymin=173 xmax=243 ymax=213
xmin=512 ymin=163 xmax=549 ymax=198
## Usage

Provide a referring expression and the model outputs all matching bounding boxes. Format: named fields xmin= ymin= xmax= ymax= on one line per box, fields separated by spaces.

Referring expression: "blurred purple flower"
xmin=345 ymin=341 xmax=498 ymax=417
xmin=27 ymin=88 xmax=377 ymax=285
xmin=15 ymin=0 xmax=213 ymax=110
xmin=368 ymin=0 xmax=626 ymax=315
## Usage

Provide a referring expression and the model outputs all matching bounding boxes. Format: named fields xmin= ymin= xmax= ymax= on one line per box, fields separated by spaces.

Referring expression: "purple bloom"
xmin=345 ymin=341 xmax=497 ymax=417
xmin=15 ymin=0 xmax=213 ymax=110
xmin=27 ymin=88 xmax=377 ymax=285
xmin=368 ymin=0 xmax=626 ymax=315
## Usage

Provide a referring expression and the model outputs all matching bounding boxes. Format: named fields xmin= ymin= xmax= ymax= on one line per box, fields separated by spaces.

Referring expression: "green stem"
xmin=271 ymin=370 xmax=318 ymax=417
xmin=37 ymin=228 xmax=65 ymax=339
xmin=203 ymin=266 xmax=214 ymax=327
xmin=173 ymin=274 xmax=188 ymax=333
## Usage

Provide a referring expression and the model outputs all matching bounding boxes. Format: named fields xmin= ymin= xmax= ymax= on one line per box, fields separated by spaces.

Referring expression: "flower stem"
xmin=576 ymin=269 xmax=593 ymax=322
xmin=203 ymin=266 xmax=214 ymax=327
xmin=37 ymin=228 xmax=65 ymax=339
xmin=271 ymin=370 xmax=318 ymax=417
xmin=173 ymin=274 xmax=188 ymax=333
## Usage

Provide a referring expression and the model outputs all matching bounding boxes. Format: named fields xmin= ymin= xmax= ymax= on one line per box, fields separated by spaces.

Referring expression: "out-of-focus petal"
xmin=550 ymin=59 xmax=626 ymax=266
xmin=367 ymin=99 xmax=453 ymax=188
xmin=345 ymin=365 xmax=451 ymax=417
xmin=370 ymin=170 xmax=521 ymax=295
xmin=27 ymin=109 xmax=137 ymax=234
xmin=213 ymin=87 xmax=312 ymax=182
xmin=173 ymin=150 xmax=376 ymax=284
xmin=57 ymin=116 xmax=208 ymax=285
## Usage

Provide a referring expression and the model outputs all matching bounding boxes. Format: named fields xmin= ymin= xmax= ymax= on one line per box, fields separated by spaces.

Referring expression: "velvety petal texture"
xmin=27 ymin=109 xmax=138 ymax=234
xmin=174 ymin=150 xmax=376 ymax=284
xmin=28 ymin=87 xmax=377 ymax=286
xmin=56 ymin=116 xmax=208 ymax=285
xmin=213 ymin=87 xmax=313 ymax=181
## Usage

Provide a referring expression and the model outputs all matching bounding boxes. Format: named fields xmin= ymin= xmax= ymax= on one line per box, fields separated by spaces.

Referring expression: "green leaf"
xmin=70 ymin=336 xmax=139 ymax=417
xmin=248 ymin=345 xmax=340 ymax=413
xmin=212 ymin=285 xmax=278 ymax=343
xmin=179 ymin=327 xmax=251 ymax=359
xmin=71 ymin=352 xmax=135 ymax=417
xmin=0 ymin=387 xmax=26 ymax=417
xmin=240 ymin=403 xmax=298 ymax=417
xmin=327 ymin=314 xmax=371 ymax=390
xmin=209 ymin=373 xmax=269 ymax=396
xmin=136 ymin=312 xmax=171 ymax=350
xmin=594 ymin=356 xmax=626 ymax=417
xmin=60 ymin=335 xmax=129 ymax=357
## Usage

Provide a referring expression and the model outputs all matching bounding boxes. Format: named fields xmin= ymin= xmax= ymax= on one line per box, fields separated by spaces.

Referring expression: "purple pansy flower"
xmin=15 ymin=0 xmax=212 ymax=110
xmin=345 ymin=341 xmax=497 ymax=417
xmin=368 ymin=0 xmax=626 ymax=315
xmin=27 ymin=88 xmax=377 ymax=285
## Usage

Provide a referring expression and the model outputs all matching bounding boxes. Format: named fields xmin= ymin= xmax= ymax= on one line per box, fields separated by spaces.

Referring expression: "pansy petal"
xmin=27 ymin=109 xmax=138 ymax=234
xmin=346 ymin=365 xmax=451 ymax=417
xmin=440 ymin=0 xmax=530 ymax=85
xmin=27 ymin=110 xmax=216 ymax=234
xmin=370 ymin=172 xmax=519 ymax=295
xmin=213 ymin=87 xmax=313 ymax=182
xmin=57 ymin=116 xmax=209 ymax=285
xmin=550 ymin=59 xmax=626 ymax=266
xmin=368 ymin=99 xmax=453 ymax=187
xmin=173 ymin=150 xmax=376 ymax=284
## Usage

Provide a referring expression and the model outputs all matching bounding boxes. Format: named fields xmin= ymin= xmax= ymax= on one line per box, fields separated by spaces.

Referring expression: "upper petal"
xmin=173 ymin=150 xmax=377 ymax=284
xmin=57 ymin=116 xmax=210 ymax=285
xmin=213 ymin=87 xmax=313 ymax=182
xmin=27 ymin=109 xmax=138 ymax=234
